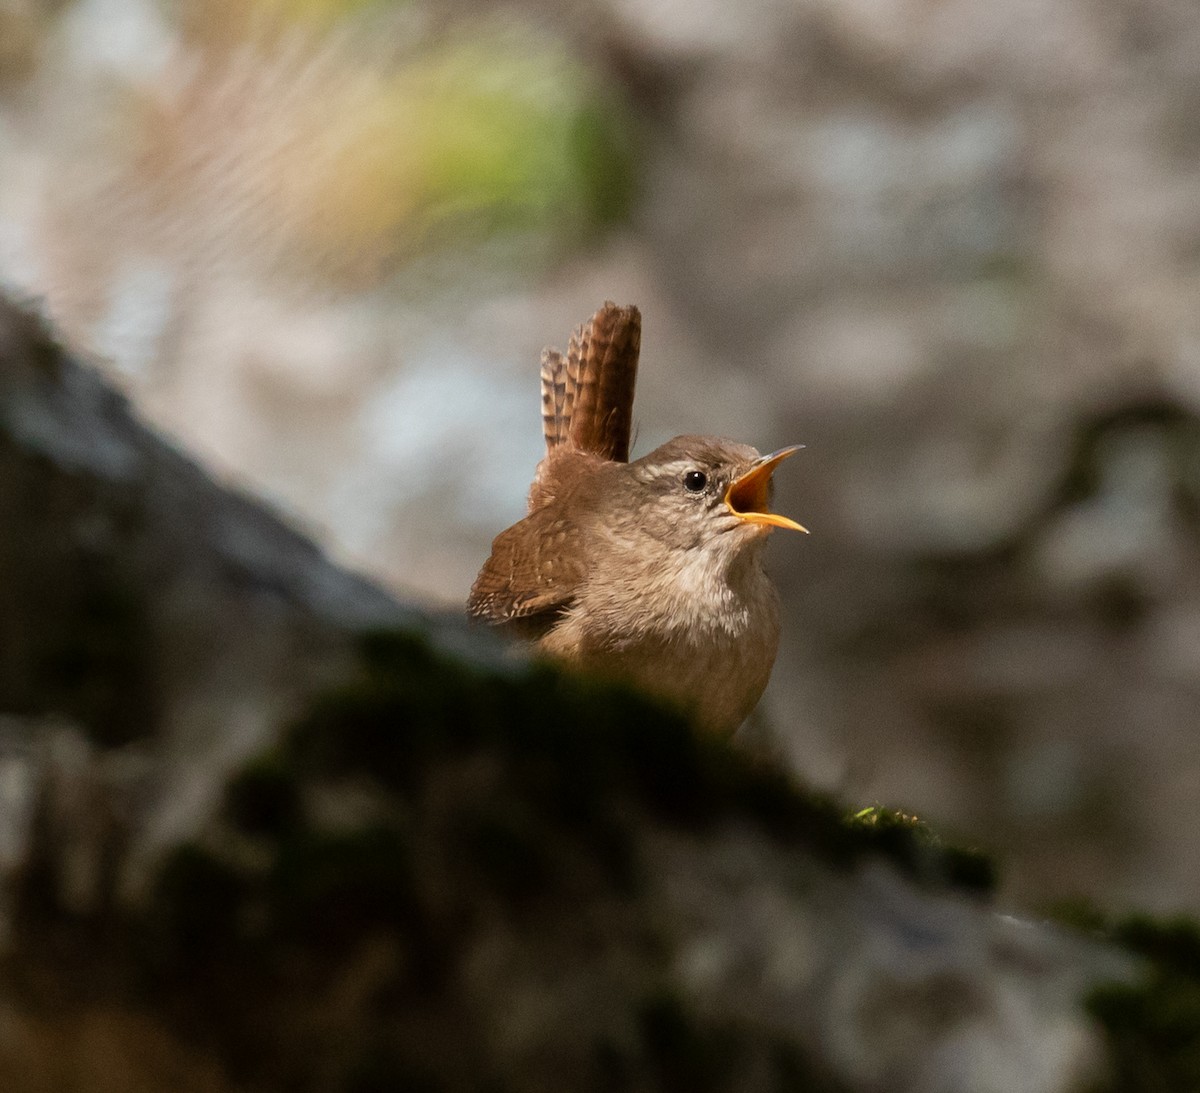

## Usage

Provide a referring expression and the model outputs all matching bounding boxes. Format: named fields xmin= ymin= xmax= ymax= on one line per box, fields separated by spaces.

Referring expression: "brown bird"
xmin=468 ymin=302 xmax=806 ymax=733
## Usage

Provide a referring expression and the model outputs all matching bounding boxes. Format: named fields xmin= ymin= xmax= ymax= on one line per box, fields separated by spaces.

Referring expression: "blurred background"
xmin=2 ymin=0 xmax=1200 ymax=914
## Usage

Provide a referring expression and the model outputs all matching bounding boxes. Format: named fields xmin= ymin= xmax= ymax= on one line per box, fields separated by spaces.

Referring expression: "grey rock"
xmin=0 ymin=294 xmax=1135 ymax=1093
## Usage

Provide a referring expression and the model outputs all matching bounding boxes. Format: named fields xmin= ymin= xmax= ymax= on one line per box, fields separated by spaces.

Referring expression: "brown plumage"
xmin=539 ymin=301 xmax=639 ymax=460
xmin=530 ymin=301 xmax=640 ymax=510
xmin=468 ymin=302 xmax=806 ymax=733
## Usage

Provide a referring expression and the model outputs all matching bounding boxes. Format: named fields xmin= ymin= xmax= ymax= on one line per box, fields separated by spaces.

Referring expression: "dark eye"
xmin=683 ymin=470 xmax=707 ymax=493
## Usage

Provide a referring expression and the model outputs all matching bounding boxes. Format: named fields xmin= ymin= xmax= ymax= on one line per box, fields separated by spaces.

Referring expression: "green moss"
xmin=346 ymin=1050 xmax=451 ymax=1093
xmin=282 ymin=629 xmax=997 ymax=897
xmin=1 ymin=302 xmax=64 ymax=378
xmin=452 ymin=801 xmax=561 ymax=902
xmin=1088 ymin=916 xmax=1200 ymax=1093
xmin=843 ymin=807 xmax=996 ymax=894
xmin=1043 ymin=895 xmax=1110 ymax=935
xmin=142 ymin=625 xmax=995 ymax=1001
xmin=0 ymin=423 xmax=158 ymax=746
xmin=123 ymin=623 xmax=1003 ymax=1091
xmin=1048 ymin=905 xmax=1200 ymax=1093
xmin=769 ymin=1039 xmax=848 ymax=1093
xmin=158 ymin=632 xmax=992 ymax=1025
xmin=23 ymin=535 xmax=156 ymax=746
xmin=146 ymin=844 xmax=254 ymax=972
xmin=225 ymin=756 xmax=303 ymax=838
xmin=638 ymin=991 xmax=743 ymax=1093
xmin=1109 ymin=917 xmax=1200 ymax=977
xmin=268 ymin=824 xmax=422 ymax=949
xmin=634 ymin=993 xmax=847 ymax=1093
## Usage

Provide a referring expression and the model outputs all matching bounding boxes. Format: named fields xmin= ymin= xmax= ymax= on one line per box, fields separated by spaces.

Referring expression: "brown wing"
xmin=471 ymin=303 xmax=637 ymax=629
xmin=467 ymin=501 xmax=588 ymax=629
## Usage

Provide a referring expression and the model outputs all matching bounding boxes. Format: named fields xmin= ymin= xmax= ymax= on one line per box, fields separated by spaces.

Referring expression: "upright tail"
xmin=540 ymin=301 xmax=641 ymax=464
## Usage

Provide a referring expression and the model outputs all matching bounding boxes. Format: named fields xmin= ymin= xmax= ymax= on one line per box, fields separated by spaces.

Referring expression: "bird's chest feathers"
xmin=583 ymin=539 xmax=778 ymax=649
xmin=544 ymin=540 xmax=780 ymax=733
xmin=651 ymin=549 xmax=766 ymax=639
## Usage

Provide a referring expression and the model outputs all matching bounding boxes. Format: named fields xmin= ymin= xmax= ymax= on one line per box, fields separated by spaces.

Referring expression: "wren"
xmin=468 ymin=302 xmax=806 ymax=733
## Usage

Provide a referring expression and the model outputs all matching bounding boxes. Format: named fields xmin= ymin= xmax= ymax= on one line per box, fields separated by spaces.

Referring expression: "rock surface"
xmin=4 ymin=0 xmax=1200 ymax=915
xmin=0 ymin=297 xmax=1135 ymax=1090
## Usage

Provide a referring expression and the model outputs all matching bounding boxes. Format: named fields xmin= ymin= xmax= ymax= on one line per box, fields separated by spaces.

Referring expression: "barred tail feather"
xmin=529 ymin=301 xmax=641 ymax=511
xmin=564 ymin=301 xmax=640 ymax=463
xmin=540 ymin=347 xmax=568 ymax=451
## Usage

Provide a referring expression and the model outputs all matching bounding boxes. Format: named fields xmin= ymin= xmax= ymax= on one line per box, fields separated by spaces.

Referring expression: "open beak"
xmin=725 ymin=445 xmax=808 ymax=533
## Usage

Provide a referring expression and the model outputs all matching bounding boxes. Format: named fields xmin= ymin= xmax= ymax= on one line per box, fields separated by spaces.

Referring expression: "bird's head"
xmin=614 ymin=435 xmax=807 ymax=558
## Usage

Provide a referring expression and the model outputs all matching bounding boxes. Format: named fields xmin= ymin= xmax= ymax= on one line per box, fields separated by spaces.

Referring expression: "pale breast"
xmin=539 ymin=545 xmax=781 ymax=733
